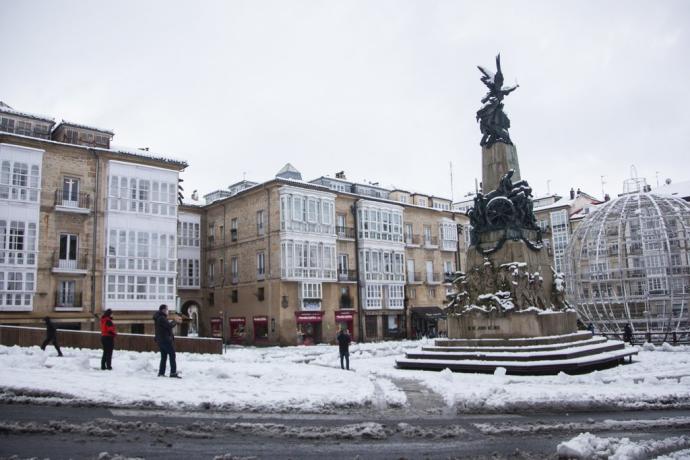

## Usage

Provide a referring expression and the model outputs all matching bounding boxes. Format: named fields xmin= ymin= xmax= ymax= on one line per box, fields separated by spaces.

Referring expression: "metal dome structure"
xmin=565 ymin=192 xmax=690 ymax=342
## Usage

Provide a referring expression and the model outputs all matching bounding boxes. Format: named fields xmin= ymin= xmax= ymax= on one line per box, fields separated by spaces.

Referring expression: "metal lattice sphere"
xmin=564 ymin=192 xmax=690 ymax=340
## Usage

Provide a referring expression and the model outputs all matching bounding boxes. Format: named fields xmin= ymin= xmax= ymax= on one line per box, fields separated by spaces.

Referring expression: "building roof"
xmin=0 ymin=101 xmax=56 ymax=124
xmin=55 ymin=120 xmax=115 ymax=136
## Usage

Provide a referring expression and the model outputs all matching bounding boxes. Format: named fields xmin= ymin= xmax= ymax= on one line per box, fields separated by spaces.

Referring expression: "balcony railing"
xmin=405 ymin=234 xmax=421 ymax=246
xmin=230 ymin=229 xmax=238 ymax=242
xmin=257 ymin=271 xmax=265 ymax=281
xmin=55 ymin=291 xmax=82 ymax=310
xmin=336 ymin=226 xmax=356 ymax=239
xmin=426 ymin=272 xmax=443 ymax=284
xmin=423 ymin=236 xmax=439 ymax=248
xmin=338 ymin=269 xmax=357 ymax=282
xmin=54 ymin=190 xmax=91 ymax=211
xmin=52 ymin=252 xmax=88 ymax=272
xmin=407 ymin=271 xmax=423 ymax=284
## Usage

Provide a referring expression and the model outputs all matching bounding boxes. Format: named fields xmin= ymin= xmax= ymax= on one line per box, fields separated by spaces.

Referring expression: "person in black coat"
xmin=336 ymin=328 xmax=351 ymax=370
xmin=153 ymin=304 xmax=180 ymax=378
xmin=623 ymin=323 xmax=633 ymax=345
xmin=40 ymin=317 xmax=63 ymax=357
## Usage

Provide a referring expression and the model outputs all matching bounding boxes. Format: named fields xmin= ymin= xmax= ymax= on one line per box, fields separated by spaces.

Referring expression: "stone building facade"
xmin=0 ymin=103 xmax=466 ymax=344
xmin=0 ymin=103 xmax=187 ymax=333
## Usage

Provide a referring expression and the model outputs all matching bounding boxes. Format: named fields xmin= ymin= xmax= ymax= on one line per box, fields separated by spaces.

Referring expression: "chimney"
xmin=569 ymin=188 xmax=575 ymax=200
xmin=576 ymin=187 xmax=581 ymax=195
xmin=335 ymin=171 xmax=346 ymax=180
xmin=604 ymin=193 xmax=610 ymax=202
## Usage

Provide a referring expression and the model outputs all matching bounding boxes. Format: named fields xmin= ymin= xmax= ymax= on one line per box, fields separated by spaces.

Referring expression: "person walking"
xmin=40 ymin=317 xmax=63 ymax=357
xmin=100 ymin=309 xmax=117 ymax=370
xmin=336 ymin=327 xmax=351 ymax=370
xmin=623 ymin=323 xmax=633 ymax=345
xmin=153 ymin=304 xmax=180 ymax=378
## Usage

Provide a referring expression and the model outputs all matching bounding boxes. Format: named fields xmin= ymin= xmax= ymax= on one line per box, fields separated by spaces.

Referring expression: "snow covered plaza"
xmin=2 ymin=340 xmax=690 ymax=458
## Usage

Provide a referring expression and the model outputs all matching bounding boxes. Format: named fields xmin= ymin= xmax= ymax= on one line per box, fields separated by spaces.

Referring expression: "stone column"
xmin=481 ymin=142 xmax=521 ymax=193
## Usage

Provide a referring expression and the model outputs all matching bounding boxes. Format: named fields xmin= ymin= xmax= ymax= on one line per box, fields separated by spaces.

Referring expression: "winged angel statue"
xmin=476 ymin=54 xmax=519 ymax=147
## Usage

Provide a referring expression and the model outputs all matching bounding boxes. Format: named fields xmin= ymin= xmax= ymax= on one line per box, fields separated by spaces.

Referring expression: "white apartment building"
xmin=105 ymin=161 xmax=179 ymax=311
xmin=279 ymin=185 xmax=337 ymax=311
xmin=0 ymin=143 xmax=42 ymax=311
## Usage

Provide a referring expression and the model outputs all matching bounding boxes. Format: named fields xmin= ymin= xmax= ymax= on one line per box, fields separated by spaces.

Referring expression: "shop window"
xmin=254 ymin=317 xmax=269 ymax=341
xmin=231 ymin=289 xmax=238 ymax=303
xmin=130 ymin=323 xmax=145 ymax=334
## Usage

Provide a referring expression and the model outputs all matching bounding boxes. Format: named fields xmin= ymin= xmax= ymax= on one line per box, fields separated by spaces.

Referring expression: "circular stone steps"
xmin=396 ymin=334 xmax=638 ymax=375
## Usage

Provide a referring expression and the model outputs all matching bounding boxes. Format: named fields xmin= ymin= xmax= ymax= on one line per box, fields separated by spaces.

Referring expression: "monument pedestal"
xmin=447 ymin=310 xmax=577 ymax=340
xmin=482 ymin=142 xmax=521 ymax=193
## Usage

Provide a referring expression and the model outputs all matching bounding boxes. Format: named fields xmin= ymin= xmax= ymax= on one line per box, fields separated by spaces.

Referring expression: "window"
xmin=107 ymin=175 xmax=177 ymax=216
xmin=365 ymin=284 xmax=383 ymax=308
xmin=57 ymin=281 xmax=77 ymax=308
xmin=408 ymin=287 xmax=416 ymax=299
xmin=208 ymin=262 xmax=215 ymax=285
xmin=279 ymin=191 xmax=335 ymax=234
xmin=61 ymin=177 xmax=80 ymax=206
xmin=423 ymin=225 xmax=432 ymax=245
xmin=231 ymin=218 xmax=238 ymax=241
xmin=178 ymin=258 xmax=200 ymax=287
xmin=231 ymin=257 xmax=239 ymax=283
xmin=427 ymin=287 xmax=437 ymax=298
xmin=357 ymin=205 xmax=403 ymax=242
xmin=58 ymin=234 xmax=78 ymax=269
xmin=257 ymin=210 xmax=265 ymax=236
xmin=365 ymin=315 xmax=378 ymax=338
xmin=417 ymin=197 xmax=427 ymax=207
xmin=257 ymin=252 xmax=265 ymax=278
xmin=208 ymin=223 xmax=215 ymax=243
xmin=388 ymin=285 xmax=404 ymax=308
xmin=405 ymin=223 xmax=413 ymax=243
xmin=219 ymin=225 xmax=225 ymax=241
xmin=257 ymin=287 xmax=265 ymax=301
xmin=280 ymin=240 xmax=337 ymax=280
xmin=302 ymin=282 xmax=322 ymax=299
xmin=231 ymin=290 xmax=238 ymax=303
xmin=338 ymin=254 xmax=348 ymax=275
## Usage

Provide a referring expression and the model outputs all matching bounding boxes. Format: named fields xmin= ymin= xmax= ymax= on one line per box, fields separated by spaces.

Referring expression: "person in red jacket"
xmin=100 ymin=309 xmax=117 ymax=370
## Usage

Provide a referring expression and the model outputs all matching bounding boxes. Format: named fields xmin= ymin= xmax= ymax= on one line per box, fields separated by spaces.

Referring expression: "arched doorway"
xmin=182 ymin=301 xmax=200 ymax=337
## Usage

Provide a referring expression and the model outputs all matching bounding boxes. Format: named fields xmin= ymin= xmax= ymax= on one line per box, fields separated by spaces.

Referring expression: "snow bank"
xmin=1 ymin=340 xmax=689 ymax=414
xmin=556 ymin=432 xmax=690 ymax=460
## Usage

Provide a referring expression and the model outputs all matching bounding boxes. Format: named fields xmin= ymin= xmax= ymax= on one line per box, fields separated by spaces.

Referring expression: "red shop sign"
xmin=295 ymin=311 xmax=324 ymax=324
xmin=335 ymin=311 xmax=355 ymax=322
xmin=253 ymin=316 xmax=268 ymax=324
xmin=229 ymin=317 xmax=246 ymax=325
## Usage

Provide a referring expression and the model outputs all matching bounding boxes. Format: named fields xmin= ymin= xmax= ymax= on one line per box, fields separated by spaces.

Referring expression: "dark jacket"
xmin=336 ymin=331 xmax=351 ymax=354
xmin=153 ymin=311 xmax=176 ymax=344
xmin=45 ymin=319 xmax=57 ymax=338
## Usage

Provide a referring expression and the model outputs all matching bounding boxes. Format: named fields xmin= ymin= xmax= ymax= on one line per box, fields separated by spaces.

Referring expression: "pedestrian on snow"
xmin=40 ymin=317 xmax=63 ymax=356
xmin=623 ymin=323 xmax=633 ymax=345
xmin=587 ymin=323 xmax=595 ymax=334
xmin=100 ymin=309 xmax=117 ymax=370
xmin=336 ymin=327 xmax=351 ymax=370
xmin=154 ymin=304 xmax=180 ymax=378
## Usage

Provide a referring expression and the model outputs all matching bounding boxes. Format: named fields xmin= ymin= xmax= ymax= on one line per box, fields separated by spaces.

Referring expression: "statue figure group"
xmin=466 ymin=170 xmax=541 ymax=248
xmin=476 ymin=54 xmax=518 ymax=147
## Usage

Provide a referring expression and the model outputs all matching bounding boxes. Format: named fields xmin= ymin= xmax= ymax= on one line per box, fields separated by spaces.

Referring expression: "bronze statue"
xmin=477 ymin=54 xmax=518 ymax=147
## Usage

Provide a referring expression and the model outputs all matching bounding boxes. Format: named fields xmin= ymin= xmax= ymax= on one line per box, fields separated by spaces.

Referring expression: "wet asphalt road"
xmin=2 ymin=403 xmax=690 ymax=460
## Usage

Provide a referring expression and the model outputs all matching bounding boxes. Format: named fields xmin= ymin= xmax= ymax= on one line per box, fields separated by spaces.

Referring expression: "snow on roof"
xmin=534 ymin=198 xmax=575 ymax=212
xmin=56 ymin=120 xmax=114 ymax=135
xmin=276 ymin=162 xmax=300 ymax=175
xmin=107 ymin=144 xmax=187 ymax=168
xmin=0 ymin=102 xmax=55 ymax=123
xmin=654 ymin=180 xmax=690 ymax=199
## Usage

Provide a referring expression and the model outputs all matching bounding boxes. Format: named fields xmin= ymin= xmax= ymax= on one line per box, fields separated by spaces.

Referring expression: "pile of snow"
xmin=1 ymin=340 xmax=689 ymax=414
xmin=557 ymin=432 xmax=690 ymax=460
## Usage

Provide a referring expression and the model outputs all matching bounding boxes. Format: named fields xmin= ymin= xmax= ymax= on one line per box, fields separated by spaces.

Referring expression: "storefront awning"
xmin=411 ymin=306 xmax=446 ymax=319
xmin=335 ymin=311 xmax=356 ymax=322
xmin=229 ymin=317 xmax=246 ymax=324
xmin=253 ymin=316 xmax=268 ymax=323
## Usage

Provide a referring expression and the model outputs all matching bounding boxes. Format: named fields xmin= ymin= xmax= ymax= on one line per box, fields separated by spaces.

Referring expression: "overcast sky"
xmin=1 ymin=0 xmax=688 ymax=202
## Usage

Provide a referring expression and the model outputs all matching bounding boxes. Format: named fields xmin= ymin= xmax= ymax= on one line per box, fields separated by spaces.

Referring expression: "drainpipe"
xmin=266 ymin=186 xmax=272 ymax=342
xmin=89 ymin=149 xmax=100 ymax=330
xmin=351 ymin=199 xmax=364 ymax=342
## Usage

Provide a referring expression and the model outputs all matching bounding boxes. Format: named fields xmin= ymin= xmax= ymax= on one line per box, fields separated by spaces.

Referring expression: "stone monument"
xmin=396 ymin=55 xmax=636 ymax=374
